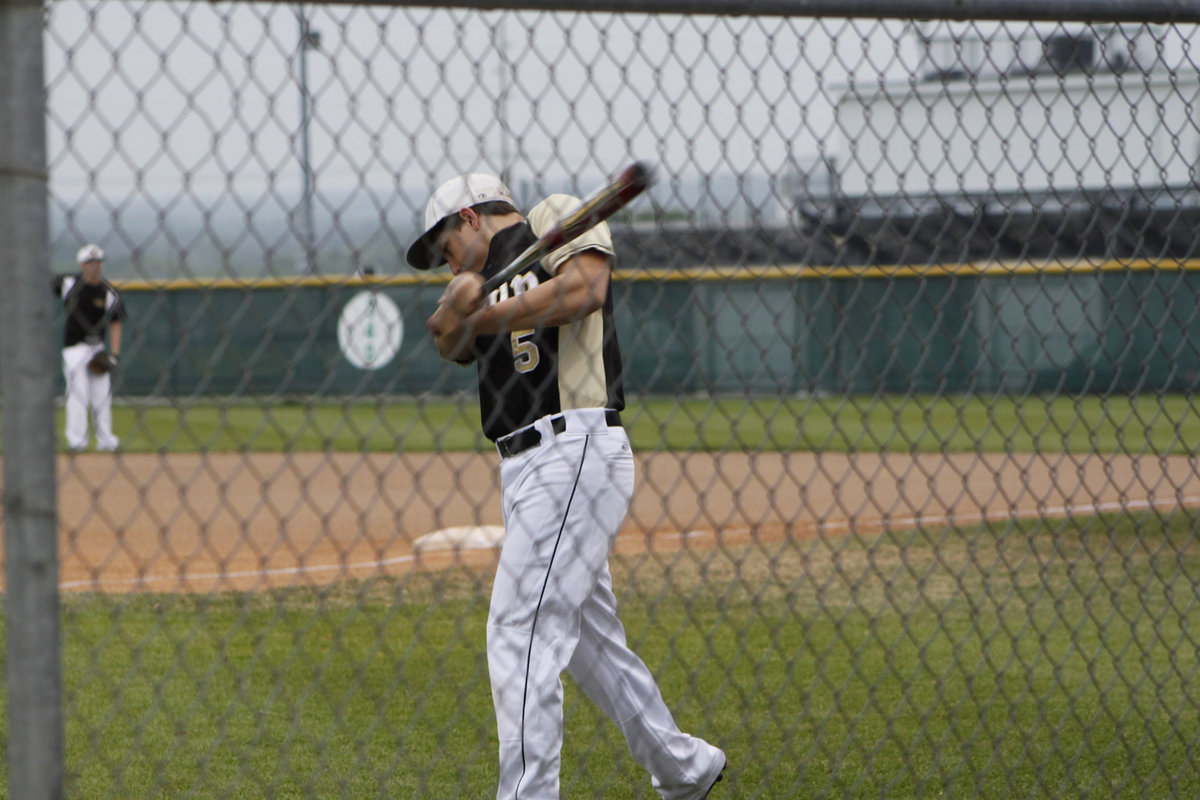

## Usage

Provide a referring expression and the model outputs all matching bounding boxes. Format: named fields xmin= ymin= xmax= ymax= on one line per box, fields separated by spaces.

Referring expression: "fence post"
xmin=1 ymin=0 xmax=64 ymax=796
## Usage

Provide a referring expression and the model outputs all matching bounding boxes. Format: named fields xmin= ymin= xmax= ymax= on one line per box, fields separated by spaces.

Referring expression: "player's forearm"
xmin=472 ymin=261 xmax=607 ymax=334
xmin=109 ymin=321 xmax=122 ymax=356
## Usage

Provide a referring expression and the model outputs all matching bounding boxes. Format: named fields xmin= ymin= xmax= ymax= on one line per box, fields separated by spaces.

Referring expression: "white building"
xmin=828 ymin=23 xmax=1200 ymax=202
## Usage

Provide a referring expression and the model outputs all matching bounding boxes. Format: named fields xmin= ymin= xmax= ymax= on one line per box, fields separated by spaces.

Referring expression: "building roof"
xmin=611 ymin=184 xmax=1200 ymax=270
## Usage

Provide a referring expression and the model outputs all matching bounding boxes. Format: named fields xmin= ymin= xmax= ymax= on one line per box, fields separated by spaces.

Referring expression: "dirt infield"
xmin=3 ymin=449 xmax=1199 ymax=593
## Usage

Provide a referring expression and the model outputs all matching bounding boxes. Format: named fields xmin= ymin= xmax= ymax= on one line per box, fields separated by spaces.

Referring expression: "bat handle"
xmin=480 ymin=274 xmax=504 ymax=295
xmin=480 ymin=245 xmax=540 ymax=294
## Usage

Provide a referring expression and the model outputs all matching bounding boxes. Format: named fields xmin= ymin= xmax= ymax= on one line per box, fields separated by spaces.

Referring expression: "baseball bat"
xmin=480 ymin=160 xmax=656 ymax=294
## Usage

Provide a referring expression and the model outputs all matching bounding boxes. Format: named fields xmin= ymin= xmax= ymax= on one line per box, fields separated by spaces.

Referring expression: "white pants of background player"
xmin=489 ymin=408 xmax=725 ymax=800
xmin=62 ymin=341 xmax=118 ymax=452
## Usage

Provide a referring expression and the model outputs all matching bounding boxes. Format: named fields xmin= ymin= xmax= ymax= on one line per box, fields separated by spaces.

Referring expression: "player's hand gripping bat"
xmin=428 ymin=161 xmax=655 ymax=361
xmin=479 ymin=160 xmax=656 ymax=294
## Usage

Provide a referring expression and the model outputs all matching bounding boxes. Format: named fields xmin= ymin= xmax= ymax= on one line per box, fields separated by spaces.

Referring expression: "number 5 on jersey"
xmin=491 ymin=274 xmax=541 ymax=374
xmin=511 ymin=329 xmax=539 ymax=373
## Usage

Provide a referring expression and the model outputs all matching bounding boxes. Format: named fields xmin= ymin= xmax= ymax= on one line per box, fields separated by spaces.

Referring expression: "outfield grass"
xmin=41 ymin=392 xmax=1200 ymax=454
xmin=3 ymin=509 xmax=1196 ymax=798
xmin=6 ymin=392 xmax=1200 ymax=797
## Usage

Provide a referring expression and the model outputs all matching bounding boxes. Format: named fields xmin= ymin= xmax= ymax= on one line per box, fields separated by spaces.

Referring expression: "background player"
xmin=414 ymin=173 xmax=727 ymax=800
xmin=52 ymin=244 xmax=126 ymax=452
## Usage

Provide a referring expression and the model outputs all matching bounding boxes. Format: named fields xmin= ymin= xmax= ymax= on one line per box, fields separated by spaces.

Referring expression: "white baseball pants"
xmin=488 ymin=409 xmax=725 ymax=800
xmin=62 ymin=342 xmax=119 ymax=452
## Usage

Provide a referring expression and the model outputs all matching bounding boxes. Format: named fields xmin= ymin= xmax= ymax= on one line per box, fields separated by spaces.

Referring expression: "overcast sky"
xmin=36 ymin=3 xmax=1200 ymax=275
xmin=43 ymin=4 xmax=922 ymax=201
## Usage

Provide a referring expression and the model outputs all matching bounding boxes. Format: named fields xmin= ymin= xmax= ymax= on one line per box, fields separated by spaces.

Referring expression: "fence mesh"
xmin=3 ymin=3 xmax=1200 ymax=798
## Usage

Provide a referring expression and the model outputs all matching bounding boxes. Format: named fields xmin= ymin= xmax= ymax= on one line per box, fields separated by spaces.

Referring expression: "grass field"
xmin=5 ymin=392 xmax=1200 ymax=797
xmin=54 ymin=391 xmax=1200 ymax=454
xmin=4 ymin=508 xmax=1192 ymax=798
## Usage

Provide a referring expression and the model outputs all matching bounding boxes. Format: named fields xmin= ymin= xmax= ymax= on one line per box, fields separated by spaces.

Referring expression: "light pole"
xmin=497 ymin=14 xmax=512 ymax=186
xmin=297 ymin=5 xmax=320 ymax=275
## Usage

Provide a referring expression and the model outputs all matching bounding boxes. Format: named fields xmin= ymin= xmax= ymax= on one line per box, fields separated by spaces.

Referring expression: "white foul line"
xmin=60 ymin=494 xmax=1200 ymax=592
xmin=819 ymin=493 xmax=1200 ymax=536
xmin=59 ymin=553 xmax=417 ymax=592
xmin=668 ymin=493 xmax=1200 ymax=541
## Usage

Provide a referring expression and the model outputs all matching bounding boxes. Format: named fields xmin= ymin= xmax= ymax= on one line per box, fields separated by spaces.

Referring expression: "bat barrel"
xmin=481 ymin=161 xmax=656 ymax=293
xmin=625 ymin=160 xmax=656 ymax=192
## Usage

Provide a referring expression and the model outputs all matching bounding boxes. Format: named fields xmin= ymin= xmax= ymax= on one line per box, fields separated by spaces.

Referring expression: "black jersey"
xmin=473 ymin=204 xmax=625 ymax=441
xmin=53 ymin=274 xmax=126 ymax=347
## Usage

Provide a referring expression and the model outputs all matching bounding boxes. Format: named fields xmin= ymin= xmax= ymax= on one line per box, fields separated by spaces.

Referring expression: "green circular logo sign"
xmin=338 ymin=291 xmax=403 ymax=370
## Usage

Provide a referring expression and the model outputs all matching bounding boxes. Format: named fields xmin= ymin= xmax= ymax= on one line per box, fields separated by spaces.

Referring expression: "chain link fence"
xmin=5 ymin=1 xmax=1200 ymax=797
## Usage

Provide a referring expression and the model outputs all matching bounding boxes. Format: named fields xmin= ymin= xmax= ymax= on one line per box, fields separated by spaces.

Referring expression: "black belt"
xmin=496 ymin=410 xmax=622 ymax=459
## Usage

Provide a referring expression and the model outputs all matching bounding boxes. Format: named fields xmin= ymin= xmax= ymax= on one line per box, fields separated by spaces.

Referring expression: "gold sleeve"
xmin=527 ymin=194 xmax=616 ymax=275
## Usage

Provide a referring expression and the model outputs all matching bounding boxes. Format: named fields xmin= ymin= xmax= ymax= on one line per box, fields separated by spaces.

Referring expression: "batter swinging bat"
xmin=480 ymin=160 xmax=656 ymax=294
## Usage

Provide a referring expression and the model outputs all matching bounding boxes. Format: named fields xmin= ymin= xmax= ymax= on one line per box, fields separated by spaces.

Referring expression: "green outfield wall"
xmin=69 ymin=261 xmax=1200 ymax=399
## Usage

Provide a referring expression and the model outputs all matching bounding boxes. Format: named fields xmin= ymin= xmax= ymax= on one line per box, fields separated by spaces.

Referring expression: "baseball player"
xmin=52 ymin=244 xmax=126 ymax=452
xmin=414 ymin=173 xmax=726 ymax=800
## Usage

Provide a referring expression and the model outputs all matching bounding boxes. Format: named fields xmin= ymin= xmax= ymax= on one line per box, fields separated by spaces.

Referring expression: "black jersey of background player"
xmin=473 ymin=218 xmax=625 ymax=442
xmin=52 ymin=274 xmax=127 ymax=347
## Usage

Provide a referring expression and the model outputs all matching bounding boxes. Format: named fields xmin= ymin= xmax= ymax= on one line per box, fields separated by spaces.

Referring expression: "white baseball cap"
xmin=76 ymin=244 xmax=105 ymax=264
xmin=406 ymin=173 xmax=515 ymax=270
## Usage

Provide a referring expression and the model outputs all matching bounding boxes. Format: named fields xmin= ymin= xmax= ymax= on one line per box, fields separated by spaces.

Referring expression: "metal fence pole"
xmin=297 ymin=3 xmax=319 ymax=276
xmin=1 ymin=0 xmax=64 ymax=796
